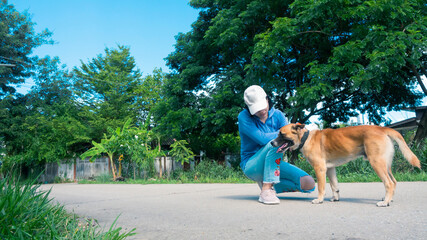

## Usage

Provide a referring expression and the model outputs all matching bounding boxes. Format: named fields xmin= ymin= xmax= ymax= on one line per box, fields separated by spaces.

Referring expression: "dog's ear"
xmin=292 ymin=123 xmax=306 ymax=130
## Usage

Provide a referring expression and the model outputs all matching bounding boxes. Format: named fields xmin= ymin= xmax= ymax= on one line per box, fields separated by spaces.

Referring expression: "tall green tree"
xmin=160 ymin=0 xmax=426 ymax=149
xmin=73 ymin=45 xmax=146 ymax=140
xmin=0 ymin=94 xmax=30 ymax=164
xmin=152 ymin=73 xmax=202 ymax=140
xmin=249 ymin=0 xmax=426 ymax=124
xmin=0 ymin=57 xmax=88 ymax=167
xmin=136 ymin=68 xmax=166 ymax=123
xmin=153 ymin=0 xmax=287 ymax=156
xmin=0 ymin=1 xmax=52 ymax=97
xmin=28 ymin=57 xmax=90 ymax=157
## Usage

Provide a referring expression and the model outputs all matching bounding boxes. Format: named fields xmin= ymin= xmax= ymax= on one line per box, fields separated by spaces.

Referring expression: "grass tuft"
xmin=0 ymin=173 xmax=135 ymax=239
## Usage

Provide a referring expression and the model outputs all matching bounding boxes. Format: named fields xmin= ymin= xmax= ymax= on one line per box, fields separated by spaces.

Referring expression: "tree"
xmin=0 ymin=1 xmax=52 ymax=97
xmin=123 ymin=122 xmax=165 ymax=179
xmin=136 ymin=68 xmax=166 ymax=122
xmin=161 ymin=0 xmax=426 ymax=150
xmin=81 ymin=137 xmax=119 ymax=180
xmin=73 ymin=45 xmax=163 ymax=141
xmin=169 ymin=140 xmax=195 ymax=165
xmin=152 ymin=73 xmax=202 ymax=140
xmin=160 ymin=0 xmax=292 ymax=141
xmin=414 ymin=110 xmax=427 ymax=145
xmin=0 ymin=94 xmax=31 ymax=165
xmin=0 ymin=57 xmax=89 ymax=168
xmin=81 ymin=118 xmax=167 ymax=180
xmin=80 ymin=119 xmax=134 ymax=180
xmin=249 ymin=0 xmax=426 ymax=125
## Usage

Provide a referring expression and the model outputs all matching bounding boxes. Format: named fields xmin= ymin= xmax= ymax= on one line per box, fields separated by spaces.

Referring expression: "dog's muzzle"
xmin=271 ymin=138 xmax=294 ymax=153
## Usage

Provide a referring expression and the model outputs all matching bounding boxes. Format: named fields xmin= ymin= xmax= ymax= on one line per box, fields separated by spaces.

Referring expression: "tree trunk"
xmin=133 ymin=162 xmax=136 ymax=180
xmin=410 ymin=63 xmax=427 ymax=146
xmin=411 ymin=64 xmax=427 ymax=95
xmin=118 ymin=161 xmax=122 ymax=177
xmin=420 ymin=64 xmax=427 ymax=80
xmin=414 ymin=108 xmax=427 ymax=146
xmin=73 ymin=158 xmax=77 ymax=183
xmin=164 ymin=157 xmax=168 ymax=178
xmin=108 ymin=153 xmax=117 ymax=180
xmin=159 ymin=157 xmax=163 ymax=178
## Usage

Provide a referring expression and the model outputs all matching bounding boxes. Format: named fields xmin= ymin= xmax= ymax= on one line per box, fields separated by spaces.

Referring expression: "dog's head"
xmin=271 ymin=123 xmax=307 ymax=153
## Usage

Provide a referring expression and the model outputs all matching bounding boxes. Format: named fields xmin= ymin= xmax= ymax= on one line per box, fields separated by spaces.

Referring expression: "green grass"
xmin=80 ymin=160 xmax=253 ymax=184
xmin=0 ymin=174 xmax=135 ymax=239
xmin=336 ymin=171 xmax=427 ymax=182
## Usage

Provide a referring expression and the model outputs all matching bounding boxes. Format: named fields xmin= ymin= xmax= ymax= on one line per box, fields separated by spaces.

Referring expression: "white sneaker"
xmin=258 ymin=189 xmax=280 ymax=205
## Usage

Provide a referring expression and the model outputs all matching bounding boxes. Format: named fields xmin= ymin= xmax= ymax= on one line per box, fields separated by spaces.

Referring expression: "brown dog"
xmin=271 ymin=124 xmax=421 ymax=207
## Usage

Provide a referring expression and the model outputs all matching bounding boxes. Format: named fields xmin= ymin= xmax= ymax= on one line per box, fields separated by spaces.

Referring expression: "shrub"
xmin=171 ymin=159 xmax=251 ymax=183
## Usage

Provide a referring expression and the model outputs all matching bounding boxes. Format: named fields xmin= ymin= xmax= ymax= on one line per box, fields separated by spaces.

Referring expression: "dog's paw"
xmin=330 ymin=197 xmax=339 ymax=202
xmin=376 ymin=201 xmax=390 ymax=207
xmin=312 ymin=199 xmax=324 ymax=204
xmin=382 ymin=197 xmax=394 ymax=202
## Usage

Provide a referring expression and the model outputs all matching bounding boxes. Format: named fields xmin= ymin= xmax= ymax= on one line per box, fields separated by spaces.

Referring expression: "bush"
xmin=95 ymin=173 xmax=115 ymax=183
xmin=0 ymin=174 xmax=135 ymax=239
xmin=171 ymin=160 xmax=251 ymax=183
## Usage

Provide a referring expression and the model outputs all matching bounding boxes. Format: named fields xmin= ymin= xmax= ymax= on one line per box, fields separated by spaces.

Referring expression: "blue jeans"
xmin=243 ymin=141 xmax=315 ymax=193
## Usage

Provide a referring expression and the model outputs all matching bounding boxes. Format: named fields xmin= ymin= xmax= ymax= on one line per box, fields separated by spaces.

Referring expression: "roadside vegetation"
xmin=78 ymin=162 xmax=426 ymax=184
xmin=79 ymin=144 xmax=427 ymax=185
xmin=2 ymin=0 xmax=426 ymax=185
xmin=0 ymin=173 xmax=135 ymax=239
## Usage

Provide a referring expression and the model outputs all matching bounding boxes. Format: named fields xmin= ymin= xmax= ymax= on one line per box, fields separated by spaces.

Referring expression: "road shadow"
xmin=220 ymin=195 xmax=259 ymax=202
xmin=220 ymin=194 xmax=312 ymax=202
xmin=332 ymin=197 xmax=379 ymax=205
xmin=220 ymin=194 xmax=379 ymax=206
xmin=278 ymin=196 xmax=313 ymax=202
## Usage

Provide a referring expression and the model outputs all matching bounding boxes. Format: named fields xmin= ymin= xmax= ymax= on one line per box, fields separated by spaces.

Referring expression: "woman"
xmin=238 ymin=85 xmax=315 ymax=204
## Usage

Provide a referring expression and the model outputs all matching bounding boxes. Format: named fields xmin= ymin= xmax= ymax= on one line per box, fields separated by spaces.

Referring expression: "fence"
xmin=39 ymin=156 xmax=195 ymax=183
xmin=39 ymin=157 xmax=109 ymax=183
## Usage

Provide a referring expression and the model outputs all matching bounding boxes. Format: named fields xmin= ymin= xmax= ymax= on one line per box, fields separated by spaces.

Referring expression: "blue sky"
xmin=11 ymin=0 xmax=199 ymax=90
xmin=9 ymin=0 xmax=424 ymax=124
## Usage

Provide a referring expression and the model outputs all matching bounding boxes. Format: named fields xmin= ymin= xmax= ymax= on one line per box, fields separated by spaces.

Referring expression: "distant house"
xmin=387 ymin=106 xmax=426 ymax=133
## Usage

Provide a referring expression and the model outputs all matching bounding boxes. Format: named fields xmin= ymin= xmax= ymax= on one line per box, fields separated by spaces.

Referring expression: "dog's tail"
xmin=386 ymin=128 xmax=421 ymax=169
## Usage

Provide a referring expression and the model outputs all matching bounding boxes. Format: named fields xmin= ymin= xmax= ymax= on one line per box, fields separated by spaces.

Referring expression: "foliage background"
xmin=0 ymin=0 xmax=426 ymax=178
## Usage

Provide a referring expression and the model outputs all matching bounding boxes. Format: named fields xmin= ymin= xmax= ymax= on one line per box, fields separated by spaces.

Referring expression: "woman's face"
xmin=254 ymin=100 xmax=269 ymax=119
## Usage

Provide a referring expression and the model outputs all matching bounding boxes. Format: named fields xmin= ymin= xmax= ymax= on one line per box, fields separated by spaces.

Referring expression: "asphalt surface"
xmin=39 ymin=182 xmax=427 ymax=240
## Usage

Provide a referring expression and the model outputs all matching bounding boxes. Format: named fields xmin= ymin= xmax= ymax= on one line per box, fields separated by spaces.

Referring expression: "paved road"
xmin=39 ymin=182 xmax=427 ymax=240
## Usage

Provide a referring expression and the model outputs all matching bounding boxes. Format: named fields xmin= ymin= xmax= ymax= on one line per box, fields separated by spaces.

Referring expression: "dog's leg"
xmin=385 ymin=166 xmax=396 ymax=203
xmin=312 ymin=163 xmax=326 ymax=204
xmin=366 ymin=138 xmax=396 ymax=207
xmin=370 ymin=160 xmax=395 ymax=207
xmin=388 ymin=166 xmax=397 ymax=187
xmin=327 ymin=167 xmax=339 ymax=202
